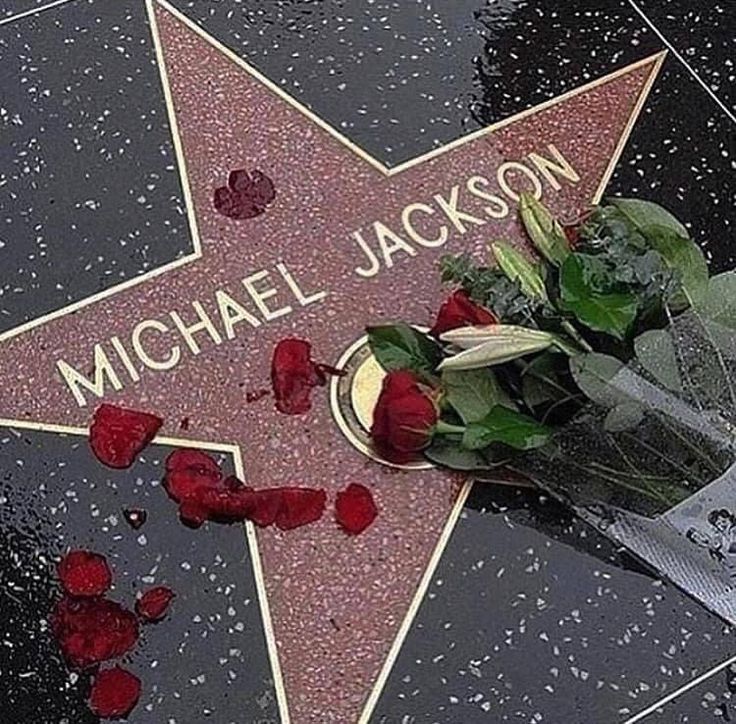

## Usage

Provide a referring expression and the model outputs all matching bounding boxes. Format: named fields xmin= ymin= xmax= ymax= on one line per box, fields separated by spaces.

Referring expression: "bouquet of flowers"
xmin=368 ymin=191 xmax=736 ymax=623
xmin=364 ymin=193 xmax=736 ymax=620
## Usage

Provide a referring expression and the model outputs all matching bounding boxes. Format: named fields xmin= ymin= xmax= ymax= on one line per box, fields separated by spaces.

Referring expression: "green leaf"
xmin=441 ymin=368 xmax=510 ymax=423
xmin=634 ymin=328 xmax=682 ymax=392
xmin=491 ymin=241 xmax=548 ymax=300
xmin=424 ymin=437 xmax=504 ymax=471
xmin=569 ymin=352 xmax=628 ymax=408
xmin=439 ymin=325 xmax=555 ymax=370
xmin=603 ymin=402 xmax=644 ymax=432
xmin=520 ymin=352 xmax=572 ymax=410
xmin=559 ymin=254 xmax=638 ymax=339
xmin=643 ymin=225 xmax=708 ymax=306
xmin=519 ymin=192 xmax=570 ymax=266
xmin=367 ymin=323 xmax=443 ymax=376
xmin=694 ymin=271 xmax=736 ymax=329
xmin=608 ymin=197 xmax=690 ymax=239
xmin=462 ymin=405 xmax=551 ymax=451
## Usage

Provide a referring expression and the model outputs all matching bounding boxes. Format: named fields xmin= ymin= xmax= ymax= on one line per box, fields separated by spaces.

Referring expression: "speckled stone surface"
xmin=634 ymin=0 xmax=735 ymax=113
xmin=0 ymin=424 xmax=280 ymax=724
xmin=0 ymin=0 xmax=195 ymax=336
xmin=1 ymin=0 xmax=735 ymax=722
xmin=369 ymin=484 xmax=733 ymax=723
xmin=0 ymin=3 xmax=664 ymax=722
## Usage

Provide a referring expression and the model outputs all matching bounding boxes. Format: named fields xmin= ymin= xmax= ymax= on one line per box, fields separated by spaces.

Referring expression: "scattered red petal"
xmin=122 ymin=508 xmax=147 ymax=530
xmin=51 ymin=597 xmax=139 ymax=669
xmin=271 ymin=338 xmax=339 ymax=415
xmin=164 ymin=449 xmax=325 ymax=530
xmin=335 ymin=484 xmax=378 ymax=535
xmin=89 ymin=666 xmax=141 ymax=719
xmin=275 ymin=488 xmax=327 ymax=530
xmin=164 ymin=449 xmax=222 ymax=503
xmin=178 ymin=498 xmax=208 ymax=529
xmin=244 ymin=488 xmax=283 ymax=527
xmin=135 ymin=587 xmax=175 ymax=623
xmin=213 ymin=169 xmax=276 ymax=220
xmin=57 ymin=550 xmax=112 ymax=598
xmin=89 ymin=404 xmax=163 ymax=469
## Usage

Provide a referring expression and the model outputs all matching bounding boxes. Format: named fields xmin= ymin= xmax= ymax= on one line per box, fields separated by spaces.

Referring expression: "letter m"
xmin=56 ymin=344 xmax=123 ymax=407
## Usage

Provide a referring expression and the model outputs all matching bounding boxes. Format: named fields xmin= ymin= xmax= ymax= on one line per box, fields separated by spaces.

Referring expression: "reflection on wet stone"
xmin=369 ymin=485 xmax=732 ymax=723
xmin=0 ymin=426 xmax=281 ymax=724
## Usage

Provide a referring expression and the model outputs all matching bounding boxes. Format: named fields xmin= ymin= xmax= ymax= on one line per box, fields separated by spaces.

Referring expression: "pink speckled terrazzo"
xmin=0 ymin=5 xmax=661 ymax=722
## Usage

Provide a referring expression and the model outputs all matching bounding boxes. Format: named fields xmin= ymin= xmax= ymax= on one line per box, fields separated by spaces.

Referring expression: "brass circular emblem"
xmin=329 ymin=335 xmax=434 ymax=470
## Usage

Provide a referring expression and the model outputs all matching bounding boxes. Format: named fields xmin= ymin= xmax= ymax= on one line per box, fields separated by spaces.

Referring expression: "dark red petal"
xmin=271 ymin=338 xmax=338 ymax=415
xmin=245 ymin=489 xmax=283 ymax=527
xmin=178 ymin=498 xmax=208 ymax=529
xmin=250 ymin=169 xmax=276 ymax=206
xmin=51 ymin=597 xmax=139 ymax=669
xmin=227 ymin=169 xmax=254 ymax=193
xmin=275 ymin=488 xmax=327 ymax=530
xmin=135 ymin=586 xmax=175 ymax=623
xmin=89 ymin=666 xmax=141 ymax=719
xmin=335 ymin=484 xmax=378 ymax=535
xmin=164 ymin=449 xmax=222 ymax=503
xmin=194 ymin=486 xmax=254 ymax=523
xmin=213 ymin=185 xmax=261 ymax=220
xmin=122 ymin=508 xmax=147 ymax=530
xmin=89 ymin=404 xmax=163 ymax=469
xmin=57 ymin=550 xmax=112 ymax=598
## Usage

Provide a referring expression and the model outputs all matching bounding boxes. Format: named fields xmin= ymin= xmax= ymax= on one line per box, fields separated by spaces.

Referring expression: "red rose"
xmin=51 ymin=597 xmax=139 ymax=669
xmin=370 ymin=370 xmax=438 ymax=463
xmin=89 ymin=666 xmax=141 ymax=719
xmin=136 ymin=586 xmax=175 ymax=622
xmin=58 ymin=550 xmax=112 ymax=598
xmin=429 ymin=290 xmax=497 ymax=337
xmin=89 ymin=404 xmax=163 ymax=469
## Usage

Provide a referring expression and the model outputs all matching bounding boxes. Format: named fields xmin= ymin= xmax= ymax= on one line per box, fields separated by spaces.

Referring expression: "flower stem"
xmin=561 ymin=319 xmax=593 ymax=352
xmin=434 ymin=420 xmax=466 ymax=435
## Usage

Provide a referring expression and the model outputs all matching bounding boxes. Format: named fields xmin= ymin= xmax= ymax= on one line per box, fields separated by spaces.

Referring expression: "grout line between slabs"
xmin=0 ymin=0 xmax=76 ymax=27
xmin=628 ymin=0 xmax=736 ymax=125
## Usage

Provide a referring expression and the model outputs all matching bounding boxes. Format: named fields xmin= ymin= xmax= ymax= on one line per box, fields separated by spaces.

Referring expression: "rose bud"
xmin=370 ymin=370 xmax=438 ymax=463
xmin=429 ymin=290 xmax=497 ymax=337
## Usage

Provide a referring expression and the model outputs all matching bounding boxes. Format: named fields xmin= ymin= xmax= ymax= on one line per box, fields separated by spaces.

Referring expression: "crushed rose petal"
xmin=163 ymin=450 xmax=326 ymax=530
xmin=57 ymin=550 xmax=112 ymax=598
xmin=51 ymin=597 xmax=139 ymax=669
xmin=89 ymin=666 xmax=141 ymax=719
xmin=164 ymin=448 xmax=223 ymax=503
xmin=122 ymin=508 xmax=147 ymax=530
xmin=135 ymin=587 xmax=175 ymax=622
xmin=271 ymin=338 xmax=342 ymax=415
xmin=213 ymin=168 xmax=276 ymax=220
xmin=335 ymin=484 xmax=378 ymax=535
xmin=89 ymin=404 xmax=163 ymax=469
xmin=274 ymin=488 xmax=327 ymax=530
